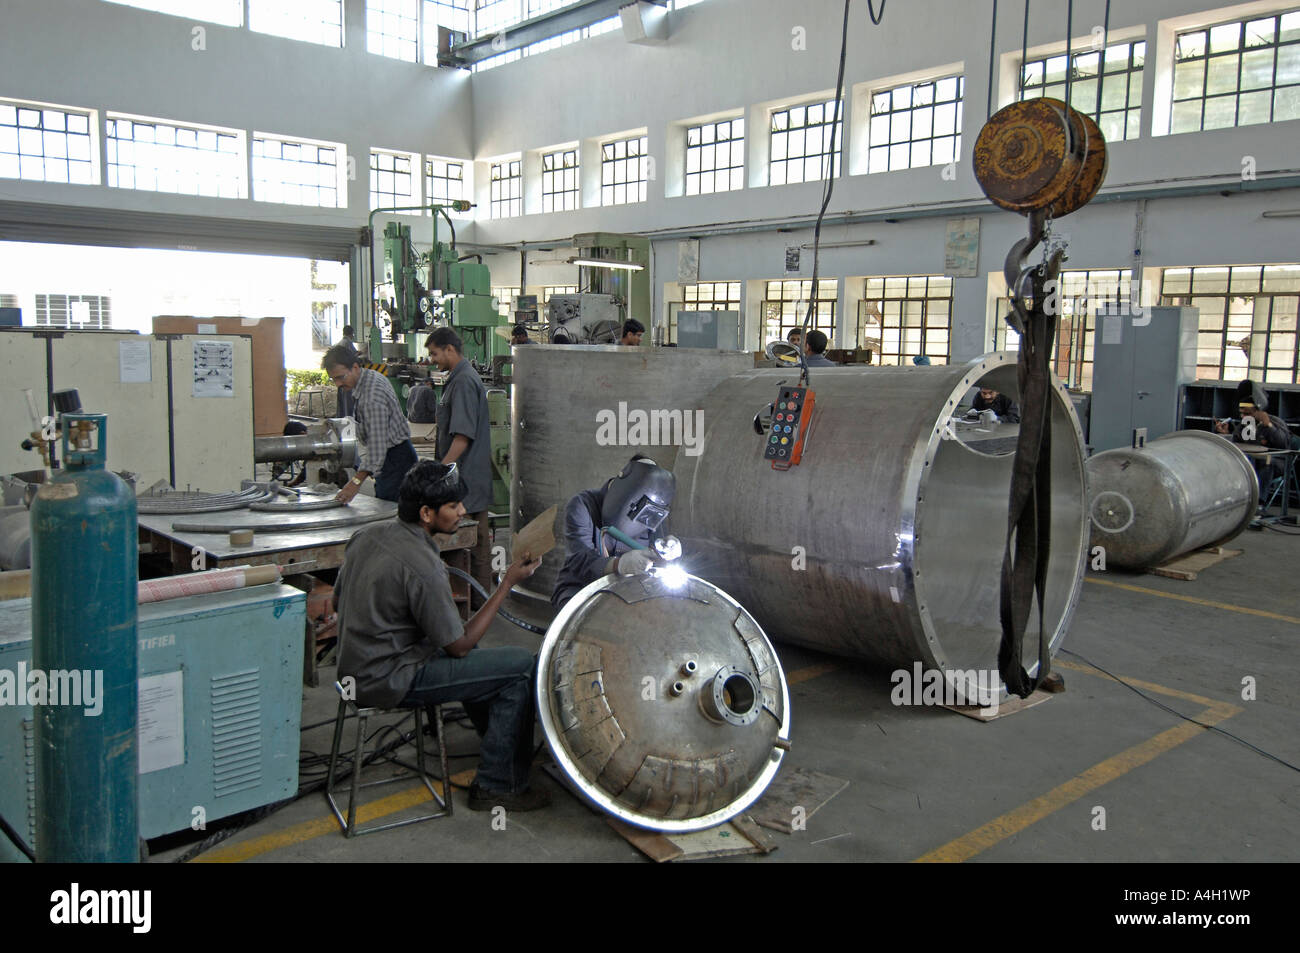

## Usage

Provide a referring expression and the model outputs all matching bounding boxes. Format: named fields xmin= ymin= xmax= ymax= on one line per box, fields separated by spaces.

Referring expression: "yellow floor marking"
xmin=1054 ymin=658 xmax=1224 ymax=708
xmin=200 ymin=668 xmax=841 ymax=862
xmin=787 ymin=662 xmax=838 ymax=685
xmin=196 ymin=778 xmax=451 ymax=863
xmin=916 ymin=663 xmax=1243 ymax=863
xmin=1085 ymin=576 xmax=1300 ymax=625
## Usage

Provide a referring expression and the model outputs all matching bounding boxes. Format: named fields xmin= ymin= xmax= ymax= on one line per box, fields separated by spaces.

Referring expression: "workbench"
xmin=137 ymin=491 xmax=482 ymax=685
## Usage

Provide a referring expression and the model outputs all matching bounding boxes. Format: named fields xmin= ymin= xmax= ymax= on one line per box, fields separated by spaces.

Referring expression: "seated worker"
xmin=619 ymin=319 xmax=645 ymax=346
xmin=552 ymin=454 xmax=675 ymax=609
xmin=406 ymin=379 xmax=438 ymax=424
xmin=970 ymin=386 xmax=1020 ymax=423
xmin=323 ymin=343 xmax=417 ymax=502
xmin=511 ymin=325 xmax=533 ymax=345
xmin=334 ymin=461 xmax=548 ymax=811
xmin=1214 ymin=383 xmax=1294 ymax=495
xmin=803 ymin=329 xmax=837 ymax=367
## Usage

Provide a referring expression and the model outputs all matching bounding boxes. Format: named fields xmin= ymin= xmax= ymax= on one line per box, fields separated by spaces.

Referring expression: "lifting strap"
xmin=998 ymin=249 xmax=1062 ymax=699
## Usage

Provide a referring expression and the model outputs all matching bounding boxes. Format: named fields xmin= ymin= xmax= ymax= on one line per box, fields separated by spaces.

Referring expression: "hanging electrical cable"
xmin=987 ymin=0 xmax=999 ymax=120
xmin=866 ymin=0 xmax=885 ymax=25
xmin=797 ymin=0 xmax=852 ymax=386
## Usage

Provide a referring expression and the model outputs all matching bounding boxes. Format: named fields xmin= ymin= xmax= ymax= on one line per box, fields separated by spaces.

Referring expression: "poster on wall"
xmin=944 ymin=218 xmax=980 ymax=278
xmin=118 ymin=339 xmax=152 ymax=383
xmin=192 ymin=340 xmax=234 ymax=398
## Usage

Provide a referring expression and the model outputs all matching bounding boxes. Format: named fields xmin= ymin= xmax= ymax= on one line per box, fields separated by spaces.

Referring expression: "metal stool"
xmin=324 ymin=682 xmax=452 ymax=836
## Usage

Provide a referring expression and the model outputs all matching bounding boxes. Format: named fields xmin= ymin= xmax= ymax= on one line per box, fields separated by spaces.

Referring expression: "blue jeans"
xmin=374 ymin=439 xmax=418 ymax=502
xmin=399 ymin=645 xmax=537 ymax=794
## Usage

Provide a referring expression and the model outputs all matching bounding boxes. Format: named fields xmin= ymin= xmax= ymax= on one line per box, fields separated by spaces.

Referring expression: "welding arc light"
xmin=656 ymin=564 xmax=688 ymax=589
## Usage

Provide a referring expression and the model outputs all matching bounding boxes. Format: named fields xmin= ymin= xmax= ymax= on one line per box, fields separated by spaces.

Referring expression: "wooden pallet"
xmin=1147 ymin=546 xmax=1242 ymax=582
xmin=607 ymin=814 xmax=779 ymax=862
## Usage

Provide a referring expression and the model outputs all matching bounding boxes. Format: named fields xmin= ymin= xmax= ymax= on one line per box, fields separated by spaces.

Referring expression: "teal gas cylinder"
xmin=30 ymin=414 xmax=139 ymax=862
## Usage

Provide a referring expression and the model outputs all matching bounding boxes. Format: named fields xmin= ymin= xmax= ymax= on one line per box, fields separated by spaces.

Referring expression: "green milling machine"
xmin=362 ymin=202 xmax=512 ymax=510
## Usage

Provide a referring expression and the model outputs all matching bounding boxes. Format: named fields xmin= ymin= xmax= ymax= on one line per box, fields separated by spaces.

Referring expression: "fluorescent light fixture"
xmin=1261 ymin=209 xmax=1300 ymax=219
xmin=568 ymin=257 xmax=645 ymax=271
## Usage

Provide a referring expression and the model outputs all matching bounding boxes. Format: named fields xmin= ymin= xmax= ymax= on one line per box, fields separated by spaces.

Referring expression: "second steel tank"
xmin=1087 ymin=430 xmax=1258 ymax=568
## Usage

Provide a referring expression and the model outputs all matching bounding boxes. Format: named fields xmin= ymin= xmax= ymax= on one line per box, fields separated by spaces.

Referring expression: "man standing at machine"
xmin=619 ymin=319 xmax=645 ymax=346
xmin=551 ymin=454 xmax=675 ymax=609
xmin=323 ymin=344 xmax=417 ymax=503
xmin=425 ymin=327 xmax=494 ymax=604
xmin=334 ymin=461 xmax=548 ymax=811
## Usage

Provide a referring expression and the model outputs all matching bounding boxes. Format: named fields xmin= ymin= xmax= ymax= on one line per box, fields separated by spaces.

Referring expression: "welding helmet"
xmin=601 ymin=455 xmax=676 ymax=542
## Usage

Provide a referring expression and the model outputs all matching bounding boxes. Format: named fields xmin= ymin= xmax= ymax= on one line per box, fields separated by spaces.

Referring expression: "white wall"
xmin=3 ymin=0 xmax=1299 ymax=365
xmin=0 ymin=0 xmax=472 ymax=228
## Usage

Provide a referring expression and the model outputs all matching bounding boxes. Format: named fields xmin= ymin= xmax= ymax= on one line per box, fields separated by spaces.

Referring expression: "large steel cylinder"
xmin=538 ymin=570 xmax=790 ymax=832
xmin=1087 ymin=430 xmax=1258 ymax=569
xmin=511 ymin=345 xmax=753 ymax=599
xmin=670 ymin=354 xmax=1090 ymax=689
xmin=30 ymin=414 xmax=139 ymax=862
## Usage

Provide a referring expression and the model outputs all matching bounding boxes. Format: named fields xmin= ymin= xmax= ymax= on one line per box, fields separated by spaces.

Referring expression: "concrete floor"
xmin=152 ymin=522 xmax=1300 ymax=864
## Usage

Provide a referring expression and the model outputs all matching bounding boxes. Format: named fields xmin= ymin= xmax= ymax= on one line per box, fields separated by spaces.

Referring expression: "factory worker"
xmin=786 ymin=327 xmax=803 ymax=349
xmin=803 ymin=329 xmax=837 ymax=367
xmin=323 ymin=343 xmax=417 ymax=503
xmin=426 ymin=326 xmax=495 ymax=606
xmin=619 ymin=319 xmax=645 ymax=346
xmin=971 ymin=387 xmax=1020 ymax=423
xmin=1214 ymin=381 xmax=1295 ymax=494
xmin=334 ymin=461 xmax=548 ymax=811
xmin=406 ymin=379 xmax=438 ymax=424
xmin=511 ymin=325 xmax=533 ymax=345
xmin=551 ymin=455 xmax=676 ymax=609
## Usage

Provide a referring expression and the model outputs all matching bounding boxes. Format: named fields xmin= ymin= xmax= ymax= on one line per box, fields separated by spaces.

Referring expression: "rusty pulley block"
xmin=974 ymin=98 xmax=1107 ymax=218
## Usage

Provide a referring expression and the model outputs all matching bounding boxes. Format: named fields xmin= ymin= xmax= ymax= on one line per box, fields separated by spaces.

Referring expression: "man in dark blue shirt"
xmin=551 ymin=455 xmax=675 ymax=608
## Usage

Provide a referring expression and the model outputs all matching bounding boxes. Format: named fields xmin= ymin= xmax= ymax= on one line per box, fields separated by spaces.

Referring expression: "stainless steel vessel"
xmin=510 ymin=345 xmax=753 ymax=599
xmin=537 ymin=570 xmax=790 ymax=832
xmin=1087 ymin=430 xmax=1258 ymax=568
xmin=670 ymin=354 xmax=1090 ymax=697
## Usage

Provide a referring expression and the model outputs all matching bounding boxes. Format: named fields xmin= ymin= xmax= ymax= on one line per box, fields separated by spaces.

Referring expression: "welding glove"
xmin=616 ymin=548 xmax=656 ymax=576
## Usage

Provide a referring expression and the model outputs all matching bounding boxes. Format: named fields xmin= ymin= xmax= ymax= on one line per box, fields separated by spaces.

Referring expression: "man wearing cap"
xmin=552 ymin=454 xmax=676 ymax=609
xmin=334 ymin=461 xmax=548 ymax=811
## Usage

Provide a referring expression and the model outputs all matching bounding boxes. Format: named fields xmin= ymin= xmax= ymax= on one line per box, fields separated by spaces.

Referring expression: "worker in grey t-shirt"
xmin=334 ymin=461 xmax=548 ymax=812
xmin=425 ymin=326 xmax=494 ymax=604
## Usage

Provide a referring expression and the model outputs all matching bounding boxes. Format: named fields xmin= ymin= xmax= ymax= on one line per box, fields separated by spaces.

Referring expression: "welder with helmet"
xmin=551 ymin=454 xmax=676 ymax=608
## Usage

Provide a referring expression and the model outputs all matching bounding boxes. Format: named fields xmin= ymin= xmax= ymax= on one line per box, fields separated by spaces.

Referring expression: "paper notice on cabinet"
xmin=119 ymin=339 xmax=152 ymax=383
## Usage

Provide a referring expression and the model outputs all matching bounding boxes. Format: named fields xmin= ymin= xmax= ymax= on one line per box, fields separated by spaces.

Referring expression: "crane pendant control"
xmin=765 ymin=385 xmax=815 ymax=469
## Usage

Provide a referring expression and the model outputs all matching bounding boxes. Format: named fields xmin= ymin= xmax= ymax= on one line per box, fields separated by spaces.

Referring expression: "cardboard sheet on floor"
xmin=944 ymin=687 xmax=1055 ymax=722
xmin=747 ymin=767 xmax=850 ymax=833
xmin=608 ymin=815 xmax=778 ymax=862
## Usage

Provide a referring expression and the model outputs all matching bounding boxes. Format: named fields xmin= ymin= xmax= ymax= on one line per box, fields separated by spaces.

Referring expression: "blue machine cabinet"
xmin=0 ymin=583 xmax=305 ymax=862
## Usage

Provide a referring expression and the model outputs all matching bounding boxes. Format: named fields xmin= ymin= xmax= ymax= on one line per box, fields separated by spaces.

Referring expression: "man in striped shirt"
xmin=323 ymin=344 xmax=418 ymax=503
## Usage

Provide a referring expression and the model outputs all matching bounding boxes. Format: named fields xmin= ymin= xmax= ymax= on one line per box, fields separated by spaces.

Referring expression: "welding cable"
xmin=444 ymin=565 xmax=547 ymax=634
xmin=1059 ymin=647 xmax=1300 ymax=773
xmin=0 ymin=810 xmax=34 ymax=862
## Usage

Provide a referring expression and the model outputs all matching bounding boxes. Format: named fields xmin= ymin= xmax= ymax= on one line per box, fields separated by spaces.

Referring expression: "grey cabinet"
xmin=1089 ymin=306 xmax=1198 ymax=452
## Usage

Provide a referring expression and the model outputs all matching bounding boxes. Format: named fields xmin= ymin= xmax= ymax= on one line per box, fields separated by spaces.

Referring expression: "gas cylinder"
xmin=30 ymin=414 xmax=139 ymax=862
